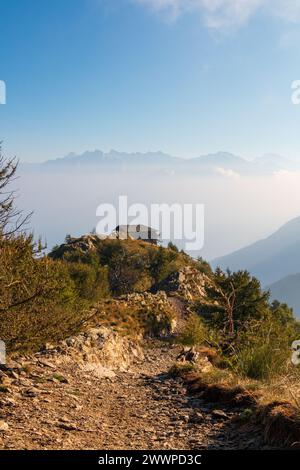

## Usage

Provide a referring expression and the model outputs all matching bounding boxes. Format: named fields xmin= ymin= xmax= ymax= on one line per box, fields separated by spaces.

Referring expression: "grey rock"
xmin=212 ymin=409 xmax=229 ymax=420
xmin=0 ymin=420 xmax=9 ymax=432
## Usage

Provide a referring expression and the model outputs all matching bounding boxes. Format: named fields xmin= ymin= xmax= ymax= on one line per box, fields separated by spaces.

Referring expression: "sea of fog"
xmin=17 ymin=169 xmax=300 ymax=261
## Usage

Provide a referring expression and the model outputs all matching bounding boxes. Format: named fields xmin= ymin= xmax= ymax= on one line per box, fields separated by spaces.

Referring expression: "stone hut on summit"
xmin=112 ymin=225 xmax=160 ymax=245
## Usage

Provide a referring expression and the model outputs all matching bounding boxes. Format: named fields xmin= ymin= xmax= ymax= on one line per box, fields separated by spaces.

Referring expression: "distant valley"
xmin=212 ymin=216 xmax=300 ymax=286
xmin=268 ymin=274 xmax=300 ymax=317
xmin=213 ymin=217 xmax=300 ymax=317
xmin=18 ymin=149 xmax=300 ymax=272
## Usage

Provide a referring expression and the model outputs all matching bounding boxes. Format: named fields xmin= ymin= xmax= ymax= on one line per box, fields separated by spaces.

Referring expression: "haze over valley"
xmin=19 ymin=149 xmax=300 ymax=263
xmin=3 ymin=0 xmax=300 ymax=453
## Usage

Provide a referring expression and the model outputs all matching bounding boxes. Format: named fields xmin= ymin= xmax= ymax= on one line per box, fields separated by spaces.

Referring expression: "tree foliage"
xmin=204 ymin=268 xmax=269 ymax=335
xmin=198 ymin=267 xmax=300 ymax=380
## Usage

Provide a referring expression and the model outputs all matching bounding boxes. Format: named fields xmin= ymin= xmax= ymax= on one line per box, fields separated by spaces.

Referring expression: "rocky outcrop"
xmin=119 ymin=291 xmax=172 ymax=313
xmin=49 ymin=234 xmax=102 ymax=259
xmin=42 ymin=327 xmax=144 ymax=378
xmin=176 ymin=347 xmax=214 ymax=374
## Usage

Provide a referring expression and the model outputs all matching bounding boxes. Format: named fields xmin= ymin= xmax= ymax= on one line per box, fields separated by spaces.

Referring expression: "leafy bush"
xmin=0 ymin=235 xmax=89 ymax=352
xmin=107 ymin=243 xmax=152 ymax=295
xmin=67 ymin=262 xmax=110 ymax=300
xmin=178 ymin=314 xmax=208 ymax=347
xmin=196 ymin=267 xmax=300 ymax=381
xmin=139 ymin=304 xmax=175 ymax=337
xmin=202 ymin=269 xmax=269 ymax=335
xmin=51 ymin=236 xmax=206 ymax=296
xmin=149 ymin=246 xmax=179 ymax=285
xmin=195 ymin=256 xmax=212 ymax=275
xmin=167 ymin=241 xmax=179 ymax=252
xmin=100 ymin=241 xmax=183 ymax=294
xmin=232 ymin=308 xmax=298 ymax=380
xmin=235 ymin=343 xmax=279 ymax=380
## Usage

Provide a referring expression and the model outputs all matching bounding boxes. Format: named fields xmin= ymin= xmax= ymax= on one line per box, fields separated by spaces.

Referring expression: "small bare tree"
xmin=0 ymin=144 xmax=31 ymax=237
xmin=212 ymin=278 xmax=236 ymax=336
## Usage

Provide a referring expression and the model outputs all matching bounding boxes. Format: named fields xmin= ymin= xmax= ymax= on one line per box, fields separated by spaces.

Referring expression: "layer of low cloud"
xmin=134 ymin=0 xmax=300 ymax=29
xmin=19 ymin=166 xmax=300 ymax=260
xmin=214 ymin=166 xmax=240 ymax=180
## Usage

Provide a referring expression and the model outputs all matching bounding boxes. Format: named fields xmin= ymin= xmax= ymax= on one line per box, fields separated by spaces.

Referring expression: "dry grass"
xmin=180 ymin=361 xmax=300 ymax=410
xmin=168 ymin=362 xmax=196 ymax=378
xmin=254 ymin=401 xmax=300 ymax=447
xmin=253 ymin=368 xmax=300 ymax=410
xmin=183 ymin=370 xmax=257 ymax=407
xmin=87 ymin=300 xmax=143 ymax=338
xmin=87 ymin=297 xmax=176 ymax=339
xmin=171 ymin=351 xmax=300 ymax=448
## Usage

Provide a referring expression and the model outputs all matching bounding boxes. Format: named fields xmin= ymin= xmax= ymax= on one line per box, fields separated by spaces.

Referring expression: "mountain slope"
xmin=268 ymin=273 xmax=300 ymax=318
xmin=254 ymin=154 xmax=298 ymax=172
xmin=212 ymin=217 xmax=300 ymax=285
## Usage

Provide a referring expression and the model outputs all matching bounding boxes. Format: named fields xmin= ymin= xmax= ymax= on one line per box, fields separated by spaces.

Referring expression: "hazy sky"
xmin=17 ymin=167 xmax=300 ymax=259
xmin=1 ymin=0 xmax=300 ymax=162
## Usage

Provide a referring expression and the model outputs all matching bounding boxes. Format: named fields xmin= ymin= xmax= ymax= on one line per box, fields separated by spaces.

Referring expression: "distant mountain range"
xmin=20 ymin=150 xmax=300 ymax=176
xmin=212 ymin=216 xmax=300 ymax=286
xmin=19 ymin=149 xmax=300 ymax=315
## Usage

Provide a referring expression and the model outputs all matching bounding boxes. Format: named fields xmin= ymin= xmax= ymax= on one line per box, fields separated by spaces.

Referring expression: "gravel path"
xmin=0 ymin=338 xmax=265 ymax=450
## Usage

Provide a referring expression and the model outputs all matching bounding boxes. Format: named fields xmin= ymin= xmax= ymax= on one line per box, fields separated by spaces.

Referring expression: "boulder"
xmin=0 ymin=421 xmax=9 ymax=432
xmin=156 ymin=267 xmax=211 ymax=301
xmin=55 ymin=326 xmax=144 ymax=376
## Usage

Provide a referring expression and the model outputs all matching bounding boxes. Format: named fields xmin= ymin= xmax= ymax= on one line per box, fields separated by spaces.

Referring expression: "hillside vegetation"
xmin=1 ymin=152 xmax=300 ymax=447
xmin=0 ymin=150 xmax=210 ymax=352
xmin=0 ymin=230 xmax=209 ymax=352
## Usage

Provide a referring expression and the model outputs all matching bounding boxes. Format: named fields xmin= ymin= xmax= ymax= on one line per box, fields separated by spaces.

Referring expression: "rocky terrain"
xmin=0 ymin=302 xmax=267 ymax=450
xmin=157 ymin=266 xmax=211 ymax=302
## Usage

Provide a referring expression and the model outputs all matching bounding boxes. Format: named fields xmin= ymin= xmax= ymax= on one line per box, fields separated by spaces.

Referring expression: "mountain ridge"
xmin=212 ymin=216 xmax=300 ymax=285
xmin=20 ymin=150 xmax=300 ymax=176
xmin=268 ymin=273 xmax=300 ymax=317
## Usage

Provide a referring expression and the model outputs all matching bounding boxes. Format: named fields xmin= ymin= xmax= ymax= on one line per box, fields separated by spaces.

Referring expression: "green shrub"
xmin=203 ymin=269 xmax=270 ymax=335
xmin=230 ymin=309 xmax=297 ymax=381
xmin=236 ymin=344 xmax=280 ymax=380
xmin=195 ymin=257 xmax=212 ymax=275
xmin=167 ymin=241 xmax=179 ymax=252
xmin=139 ymin=304 xmax=175 ymax=337
xmin=0 ymin=235 xmax=90 ymax=353
xmin=178 ymin=314 xmax=207 ymax=346
xmin=168 ymin=362 xmax=195 ymax=378
xmin=67 ymin=262 xmax=110 ymax=300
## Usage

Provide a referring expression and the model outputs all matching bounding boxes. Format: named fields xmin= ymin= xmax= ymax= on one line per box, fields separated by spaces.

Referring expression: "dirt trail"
xmin=167 ymin=296 xmax=187 ymax=335
xmin=0 ymin=335 xmax=266 ymax=450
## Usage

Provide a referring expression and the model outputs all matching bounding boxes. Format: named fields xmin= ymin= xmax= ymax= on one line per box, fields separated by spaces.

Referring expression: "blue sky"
xmin=1 ymin=0 xmax=300 ymax=162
